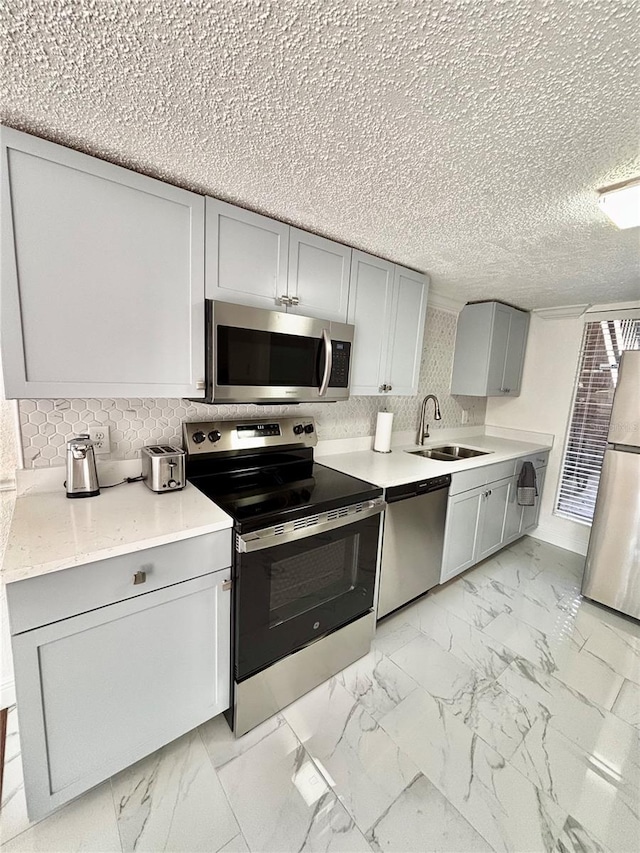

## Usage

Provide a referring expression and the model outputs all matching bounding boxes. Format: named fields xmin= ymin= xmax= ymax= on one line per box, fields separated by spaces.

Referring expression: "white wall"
xmin=486 ymin=313 xmax=591 ymax=555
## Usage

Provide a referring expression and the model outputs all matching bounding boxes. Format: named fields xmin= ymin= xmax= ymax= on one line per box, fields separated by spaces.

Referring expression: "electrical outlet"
xmin=89 ymin=425 xmax=111 ymax=455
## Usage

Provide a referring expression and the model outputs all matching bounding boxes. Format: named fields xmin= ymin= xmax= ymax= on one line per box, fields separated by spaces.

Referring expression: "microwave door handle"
xmin=319 ymin=328 xmax=332 ymax=396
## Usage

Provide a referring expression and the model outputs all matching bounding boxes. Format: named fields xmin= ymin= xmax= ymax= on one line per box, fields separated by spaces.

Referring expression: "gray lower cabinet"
xmin=1 ymin=126 xmax=206 ymax=399
xmin=441 ymin=454 xmax=548 ymax=583
xmin=476 ymin=477 xmax=512 ymax=562
xmin=439 ymin=485 xmax=485 ymax=581
xmin=8 ymin=542 xmax=231 ymax=820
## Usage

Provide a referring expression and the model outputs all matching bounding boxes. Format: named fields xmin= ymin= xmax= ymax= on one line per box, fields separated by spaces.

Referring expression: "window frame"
xmin=555 ymin=315 xmax=640 ymax=525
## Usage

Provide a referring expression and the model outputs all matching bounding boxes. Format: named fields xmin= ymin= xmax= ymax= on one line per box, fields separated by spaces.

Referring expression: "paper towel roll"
xmin=373 ymin=411 xmax=394 ymax=453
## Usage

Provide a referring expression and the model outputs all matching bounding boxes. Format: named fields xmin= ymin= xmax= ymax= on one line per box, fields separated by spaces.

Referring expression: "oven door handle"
xmin=236 ymin=497 xmax=386 ymax=553
xmin=318 ymin=328 xmax=332 ymax=397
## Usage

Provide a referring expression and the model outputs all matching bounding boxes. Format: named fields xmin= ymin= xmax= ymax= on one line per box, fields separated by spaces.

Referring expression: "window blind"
xmin=556 ymin=318 xmax=640 ymax=524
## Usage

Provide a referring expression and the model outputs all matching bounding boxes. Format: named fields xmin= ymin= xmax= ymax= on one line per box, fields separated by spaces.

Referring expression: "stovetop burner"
xmin=184 ymin=417 xmax=382 ymax=533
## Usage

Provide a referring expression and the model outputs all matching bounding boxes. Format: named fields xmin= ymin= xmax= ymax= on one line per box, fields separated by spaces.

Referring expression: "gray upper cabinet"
xmin=347 ymin=252 xmax=394 ymax=395
xmin=386 ymin=266 xmax=429 ymax=396
xmin=450 ymin=301 xmax=530 ymax=397
xmin=206 ymin=200 xmax=351 ymax=322
xmin=1 ymin=127 xmax=205 ymax=399
xmin=348 ymin=251 xmax=428 ymax=396
xmin=206 ymin=198 xmax=289 ymax=310
xmin=287 ymin=228 xmax=351 ymax=322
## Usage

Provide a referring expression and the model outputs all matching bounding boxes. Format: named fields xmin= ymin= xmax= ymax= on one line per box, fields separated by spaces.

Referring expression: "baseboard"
xmin=529 ymin=524 xmax=589 ymax=556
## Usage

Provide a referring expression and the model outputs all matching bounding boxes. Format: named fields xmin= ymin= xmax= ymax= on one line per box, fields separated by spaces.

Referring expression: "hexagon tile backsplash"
xmin=18 ymin=307 xmax=487 ymax=468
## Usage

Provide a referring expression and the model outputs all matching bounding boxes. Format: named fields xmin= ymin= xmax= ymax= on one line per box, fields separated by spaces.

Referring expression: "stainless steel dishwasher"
xmin=377 ymin=474 xmax=451 ymax=618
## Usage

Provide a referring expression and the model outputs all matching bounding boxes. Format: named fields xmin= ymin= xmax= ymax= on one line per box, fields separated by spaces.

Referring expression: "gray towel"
xmin=517 ymin=461 xmax=538 ymax=506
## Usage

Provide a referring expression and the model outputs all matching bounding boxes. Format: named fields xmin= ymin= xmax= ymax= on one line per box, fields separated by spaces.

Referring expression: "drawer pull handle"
xmin=222 ymin=579 xmax=233 ymax=591
xmin=133 ymin=570 xmax=147 ymax=585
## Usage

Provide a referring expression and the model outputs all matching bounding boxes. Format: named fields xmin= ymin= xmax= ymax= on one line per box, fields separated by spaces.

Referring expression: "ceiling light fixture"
xmin=597 ymin=178 xmax=640 ymax=230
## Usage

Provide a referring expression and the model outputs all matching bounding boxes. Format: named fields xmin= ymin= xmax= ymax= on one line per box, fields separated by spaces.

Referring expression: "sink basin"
xmin=431 ymin=445 xmax=490 ymax=459
xmin=407 ymin=449 xmax=460 ymax=461
xmin=406 ymin=445 xmax=491 ymax=462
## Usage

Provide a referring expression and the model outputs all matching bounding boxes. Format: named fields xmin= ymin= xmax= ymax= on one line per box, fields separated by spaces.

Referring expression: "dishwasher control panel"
xmin=386 ymin=475 xmax=451 ymax=503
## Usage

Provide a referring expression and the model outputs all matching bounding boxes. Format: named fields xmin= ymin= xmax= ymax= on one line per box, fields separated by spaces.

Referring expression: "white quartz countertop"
xmin=319 ymin=433 xmax=552 ymax=489
xmin=1 ymin=482 xmax=232 ymax=584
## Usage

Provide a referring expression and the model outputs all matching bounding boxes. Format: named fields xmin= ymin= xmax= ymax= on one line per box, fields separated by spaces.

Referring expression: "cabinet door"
xmin=347 ymin=251 xmax=394 ymax=395
xmin=501 ymin=309 xmax=529 ymax=395
xmin=1 ymin=127 xmax=205 ymax=399
xmin=486 ymin=304 xmax=512 ymax=395
xmin=288 ymin=229 xmax=351 ymax=322
xmin=206 ymin=198 xmax=289 ymax=310
xmin=12 ymin=572 xmax=230 ymax=821
xmin=477 ymin=478 xmax=511 ymax=561
xmin=520 ymin=466 xmax=546 ymax=534
xmin=441 ymin=486 xmax=484 ymax=583
xmin=503 ymin=475 xmax=524 ymax=543
xmin=385 ymin=266 xmax=428 ymax=396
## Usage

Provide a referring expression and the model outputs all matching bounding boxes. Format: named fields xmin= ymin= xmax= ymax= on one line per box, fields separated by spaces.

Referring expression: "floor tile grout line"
xmin=283 ymin=690 xmax=376 ymax=841
xmin=406 ymin=615 xmax=516 ymax=686
xmin=194 ymin=724 xmax=243 ymax=849
xmin=108 ymin=776 xmax=125 ymax=853
xmin=609 ymin=676 xmax=627 ymax=714
xmin=378 ymin=690 xmax=548 ymax=853
xmin=0 ymin=707 xmax=59 ymax=848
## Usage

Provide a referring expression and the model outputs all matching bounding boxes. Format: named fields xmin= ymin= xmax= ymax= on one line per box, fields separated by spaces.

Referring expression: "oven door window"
xmin=234 ymin=513 xmax=379 ymax=681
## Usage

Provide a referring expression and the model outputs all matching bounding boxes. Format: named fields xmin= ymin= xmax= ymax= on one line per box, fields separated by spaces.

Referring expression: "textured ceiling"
xmin=2 ymin=0 xmax=639 ymax=309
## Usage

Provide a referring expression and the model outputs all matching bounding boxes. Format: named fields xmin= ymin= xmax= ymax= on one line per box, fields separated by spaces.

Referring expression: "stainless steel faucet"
xmin=416 ymin=394 xmax=442 ymax=444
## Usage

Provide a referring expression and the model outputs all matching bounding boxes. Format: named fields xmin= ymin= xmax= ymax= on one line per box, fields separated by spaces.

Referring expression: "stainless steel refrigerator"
xmin=582 ymin=349 xmax=640 ymax=619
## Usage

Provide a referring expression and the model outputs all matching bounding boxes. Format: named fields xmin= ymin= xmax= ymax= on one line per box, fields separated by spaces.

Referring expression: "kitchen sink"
xmin=431 ymin=445 xmax=490 ymax=458
xmin=407 ymin=449 xmax=460 ymax=461
xmin=406 ymin=445 xmax=491 ymax=461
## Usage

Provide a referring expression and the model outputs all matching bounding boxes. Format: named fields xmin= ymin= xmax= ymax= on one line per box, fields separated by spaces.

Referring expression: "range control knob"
xmin=192 ymin=431 xmax=206 ymax=444
xmin=168 ymin=479 xmax=178 ymax=489
xmin=304 ymin=424 xmax=315 ymax=434
xmin=293 ymin=424 xmax=304 ymax=435
xmin=208 ymin=430 xmax=222 ymax=443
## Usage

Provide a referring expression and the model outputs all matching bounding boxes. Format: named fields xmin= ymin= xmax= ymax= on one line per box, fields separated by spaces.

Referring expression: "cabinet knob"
xmin=196 ymin=379 xmax=205 ymax=391
xmin=289 ymin=296 xmax=300 ymax=306
xmin=133 ymin=570 xmax=147 ymax=585
xmin=222 ymin=579 xmax=232 ymax=591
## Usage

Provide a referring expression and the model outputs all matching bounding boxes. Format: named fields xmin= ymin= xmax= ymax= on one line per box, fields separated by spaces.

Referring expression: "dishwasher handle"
xmin=386 ymin=475 xmax=451 ymax=503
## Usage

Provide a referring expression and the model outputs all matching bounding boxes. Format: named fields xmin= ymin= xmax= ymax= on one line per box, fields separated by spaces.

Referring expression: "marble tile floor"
xmin=1 ymin=536 xmax=639 ymax=852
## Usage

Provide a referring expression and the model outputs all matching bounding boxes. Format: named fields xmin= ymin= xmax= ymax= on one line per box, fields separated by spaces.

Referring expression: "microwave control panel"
xmin=330 ymin=341 xmax=351 ymax=387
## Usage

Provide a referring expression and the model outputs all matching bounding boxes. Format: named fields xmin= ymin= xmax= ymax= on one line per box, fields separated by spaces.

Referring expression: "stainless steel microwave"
xmin=205 ymin=300 xmax=354 ymax=404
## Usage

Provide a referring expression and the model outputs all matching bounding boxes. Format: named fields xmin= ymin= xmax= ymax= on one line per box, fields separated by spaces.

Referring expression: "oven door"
xmin=234 ymin=504 xmax=383 ymax=681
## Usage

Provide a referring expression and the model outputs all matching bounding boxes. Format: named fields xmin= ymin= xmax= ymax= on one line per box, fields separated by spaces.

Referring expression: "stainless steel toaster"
xmin=141 ymin=445 xmax=186 ymax=492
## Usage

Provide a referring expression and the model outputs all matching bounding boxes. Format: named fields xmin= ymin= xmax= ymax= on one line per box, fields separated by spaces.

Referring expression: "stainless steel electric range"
xmin=183 ymin=417 xmax=385 ymax=737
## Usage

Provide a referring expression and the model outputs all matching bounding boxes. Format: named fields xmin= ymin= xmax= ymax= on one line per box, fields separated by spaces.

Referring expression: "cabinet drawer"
xmin=449 ymin=459 xmax=516 ymax=496
xmin=449 ymin=467 xmax=488 ymax=496
xmin=519 ymin=451 xmax=549 ymax=470
xmin=7 ymin=531 xmax=232 ymax=635
xmin=484 ymin=460 xmax=517 ymax=485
